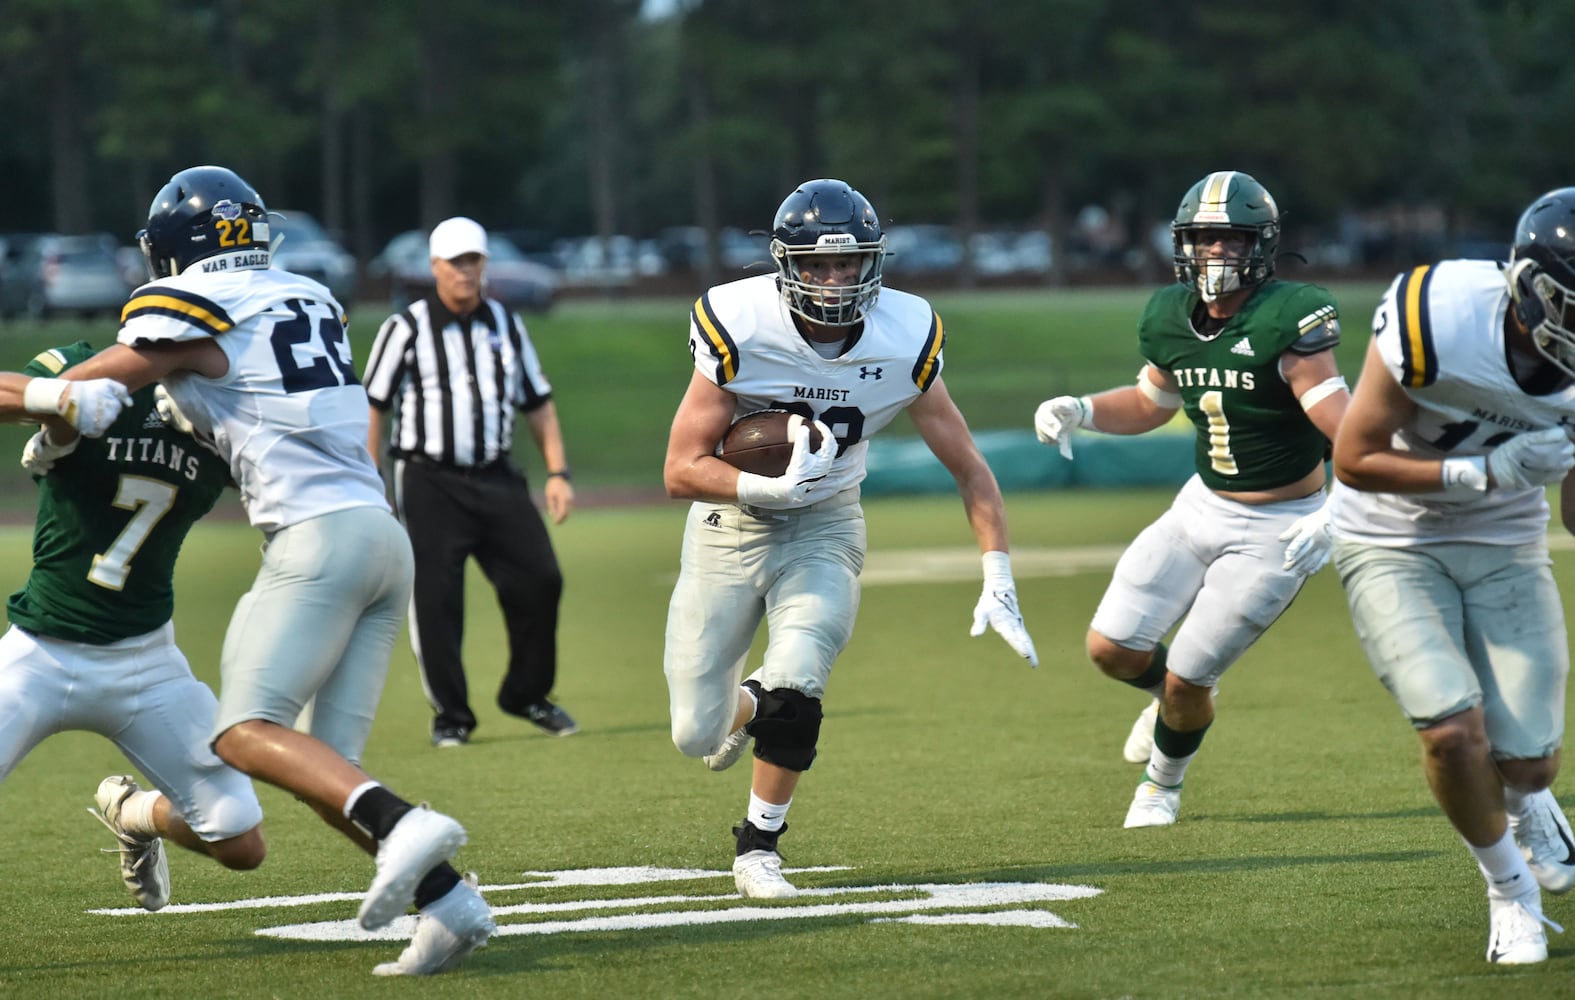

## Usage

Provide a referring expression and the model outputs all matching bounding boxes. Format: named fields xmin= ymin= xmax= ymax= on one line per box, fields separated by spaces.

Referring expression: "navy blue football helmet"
xmin=770 ymin=179 xmax=886 ymax=326
xmin=1508 ymin=187 xmax=1575 ymax=377
xmin=138 ymin=165 xmax=271 ymax=279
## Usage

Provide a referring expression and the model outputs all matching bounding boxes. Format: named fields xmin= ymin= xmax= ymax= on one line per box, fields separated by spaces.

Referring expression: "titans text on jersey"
xmin=1169 ymin=368 xmax=1258 ymax=391
xmin=103 ymin=435 xmax=208 ymax=480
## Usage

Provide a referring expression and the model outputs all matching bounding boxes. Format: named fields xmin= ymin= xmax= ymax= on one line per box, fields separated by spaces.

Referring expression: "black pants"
xmin=395 ymin=458 xmax=563 ymax=732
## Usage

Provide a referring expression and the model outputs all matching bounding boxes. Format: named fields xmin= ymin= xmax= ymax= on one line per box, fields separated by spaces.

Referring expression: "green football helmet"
xmin=1172 ymin=171 xmax=1280 ymax=301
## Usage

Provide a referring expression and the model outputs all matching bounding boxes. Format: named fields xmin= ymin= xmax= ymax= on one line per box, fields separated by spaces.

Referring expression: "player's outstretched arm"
xmin=911 ymin=379 xmax=1037 ymax=667
xmin=0 ymin=372 xmax=132 ymax=437
xmin=1035 ymin=364 xmax=1180 ymax=459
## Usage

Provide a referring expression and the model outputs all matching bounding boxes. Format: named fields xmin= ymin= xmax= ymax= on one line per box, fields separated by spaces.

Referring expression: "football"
xmin=718 ymin=408 xmax=823 ymax=477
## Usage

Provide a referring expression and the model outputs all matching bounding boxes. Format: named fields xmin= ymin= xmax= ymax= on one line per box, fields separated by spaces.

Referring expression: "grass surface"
xmin=1 ymin=489 xmax=1571 ymax=998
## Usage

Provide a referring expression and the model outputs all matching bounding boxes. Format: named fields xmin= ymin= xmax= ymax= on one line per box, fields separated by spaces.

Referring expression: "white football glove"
xmin=154 ymin=383 xmax=195 ymax=435
xmin=154 ymin=383 xmax=223 ymax=456
xmin=20 ymin=427 xmax=78 ymax=476
xmin=1487 ymin=427 xmax=1575 ymax=490
xmin=735 ymin=417 xmax=837 ymax=510
xmin=969 ymin=551 xmax=1038 ymax=667
xmin=22 ymin=376 xmax=132 ymax=437
xmin=1278 ymin=497 xmax=1333 ymax=575
xmin=1033 ymin=396 xmax=1089 ymax=460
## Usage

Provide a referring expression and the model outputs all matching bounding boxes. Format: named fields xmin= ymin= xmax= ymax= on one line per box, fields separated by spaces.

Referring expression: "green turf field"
xmin=1 ymin=489 xmax=1571 ymax=998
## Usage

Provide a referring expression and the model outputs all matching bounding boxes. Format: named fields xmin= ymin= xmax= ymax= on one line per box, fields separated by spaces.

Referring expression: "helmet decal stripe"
xmin=1201 ymin=171 xmax=1236 ymax=210
xmin=120 ymin=288 xmax=235 ymax=335
xmin=692 ymin=292 xmax=739 ymax=385
xmin=910 ymin=310 xmax=945 ymax=390
xmin=1397 ymin=265 xmax=1438 ymax=388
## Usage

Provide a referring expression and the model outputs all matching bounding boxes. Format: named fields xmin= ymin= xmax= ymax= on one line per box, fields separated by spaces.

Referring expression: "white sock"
xmin=747 ymin=791 xmax=790 ymax=833
xmin=1467 ymin=829 xmax=1538 ymax=900
xmin=1145 ymin=749 xmax=1192 ymax=789
xmin=120 ymin=790 xmax=164 ymax=838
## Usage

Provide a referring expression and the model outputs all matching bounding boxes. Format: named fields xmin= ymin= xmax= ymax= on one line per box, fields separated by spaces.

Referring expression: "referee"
xmin=364 ymin=216 xmax=577 ymax=747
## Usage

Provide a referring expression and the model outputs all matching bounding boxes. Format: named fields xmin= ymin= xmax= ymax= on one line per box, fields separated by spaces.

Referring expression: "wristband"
xmin=22 ymin=377 xmax=68 ymax=416
xmin=735 ymin=470 xmax=776 ymax=506
xmin=982 ymin=550 xmax=1013 ymax=584
xmin=1440 ymin=456 xmax=1489 ymax=497
xmin=547 ymin=468 xmax=572 ymax=481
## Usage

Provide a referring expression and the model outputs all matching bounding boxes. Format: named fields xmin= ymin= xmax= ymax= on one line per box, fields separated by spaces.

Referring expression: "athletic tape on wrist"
xmin=22 ymin=377 xmax=68 ymax=416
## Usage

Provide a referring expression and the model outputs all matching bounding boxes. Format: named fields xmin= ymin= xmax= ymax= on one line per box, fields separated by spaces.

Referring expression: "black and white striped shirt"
xmin=363 ymin=294 xmax=552 ymax=468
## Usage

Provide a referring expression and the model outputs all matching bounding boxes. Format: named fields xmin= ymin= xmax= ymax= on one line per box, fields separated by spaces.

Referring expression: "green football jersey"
xmin=1137 ymin=280 xmax=1341 ymax=492
xmin=7 ymin=343 xmax=231 ymax=644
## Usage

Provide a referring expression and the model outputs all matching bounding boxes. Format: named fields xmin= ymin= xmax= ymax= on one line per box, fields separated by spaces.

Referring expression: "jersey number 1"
xmin=1199 ymin=390 xmax=1240 ymax=476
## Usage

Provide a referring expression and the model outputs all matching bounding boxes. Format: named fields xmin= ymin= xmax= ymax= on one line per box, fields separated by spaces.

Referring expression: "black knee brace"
xmin=745 ymin=686 xmax=823 ymax=772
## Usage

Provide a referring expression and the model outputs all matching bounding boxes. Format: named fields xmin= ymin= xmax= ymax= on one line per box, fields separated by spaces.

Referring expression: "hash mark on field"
xmin=862 ymin=545 xmax=1126 ymax=585
xmin=862 ymin=532 xmax=1575 ymax=586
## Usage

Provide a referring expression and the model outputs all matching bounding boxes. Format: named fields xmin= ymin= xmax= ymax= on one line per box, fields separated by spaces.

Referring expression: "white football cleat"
xmin=734 ymin=850 xmax=798 ymax=899
xmin=1486 ymin=894 xmax=1561 ymax=964
xmin=88 ymin=775 xmax=170 ymax=911
xmin=1124 ymin=779 xmax=1181 ymax=829
xmin=1510 ymin=788 xmax=1575 ymax=894
xmin=704 ymin=726 xmax=754 ymax=772
xmin=1122 ymin=699 xmax=1160 ymax=764
xmin=359 ymin=806 xmax=468 ymax=931
xmin=372 ymin=873 xmax=495 ymax=976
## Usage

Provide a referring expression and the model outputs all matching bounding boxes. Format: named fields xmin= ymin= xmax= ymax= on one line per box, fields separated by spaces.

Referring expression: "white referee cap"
xmin=429 ymin=217 xmax=489 ymax=260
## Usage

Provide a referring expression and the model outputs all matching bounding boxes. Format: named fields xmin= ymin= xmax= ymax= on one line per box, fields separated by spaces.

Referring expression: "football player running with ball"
xmin=48 ymin=166 xmax=492 ymax=975
xmin=1329 ymin=188 xmax=1575 ymax=965
xmin=663 ymin=178 xmax=1037 ymax=898
xmin=1034 ymin=171 xmax=1350 ymax=829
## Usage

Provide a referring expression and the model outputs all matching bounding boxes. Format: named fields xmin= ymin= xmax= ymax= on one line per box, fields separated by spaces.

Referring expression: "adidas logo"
xmin=1230 ymin=339 xmax=1255 ymax=357
xmin=142 ymin=409 xmax=165 ymax=429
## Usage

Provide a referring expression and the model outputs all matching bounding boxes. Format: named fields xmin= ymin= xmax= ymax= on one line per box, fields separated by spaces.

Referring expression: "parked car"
xmin=883 ymin=224 xmax=964 ymax=274
xmin=369 ymin=230 xmax=559 ymax=312
xmin=269 ymin=210 xmax=358 ymax=306
xmin=0 ymin=233 xmax=130 ymax=319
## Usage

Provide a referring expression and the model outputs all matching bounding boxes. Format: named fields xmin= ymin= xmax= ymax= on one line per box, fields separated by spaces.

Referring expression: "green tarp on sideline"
xmin=863 ymin=428 xmax=1194 ymax=495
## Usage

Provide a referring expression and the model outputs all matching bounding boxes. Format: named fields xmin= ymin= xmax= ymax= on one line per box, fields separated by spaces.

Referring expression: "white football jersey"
xmin=1331 ymin=259 xmax=1575 ymax=546
xmin=119 ymin=267 xmax=389 ymax=532
xmin=690 ymin=274 xmax=945 ymax=501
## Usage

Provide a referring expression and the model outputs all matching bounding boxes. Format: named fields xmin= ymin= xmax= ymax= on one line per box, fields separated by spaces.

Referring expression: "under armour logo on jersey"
xmin=859 ymin=366 xmax=883 ymax=380
xmin=1230 ymin=339 xmax=1255 ymax=357
xmin=704 ymin=511 xmax=722 ymax=527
